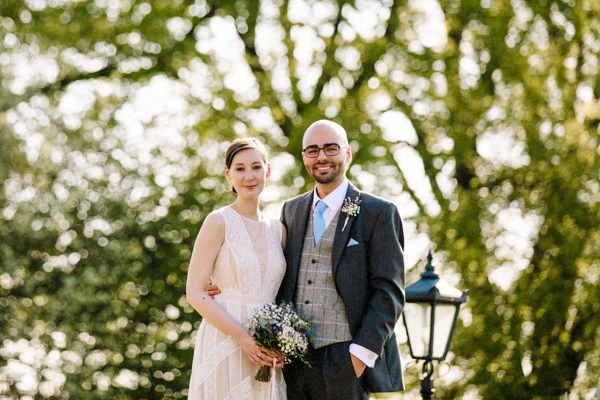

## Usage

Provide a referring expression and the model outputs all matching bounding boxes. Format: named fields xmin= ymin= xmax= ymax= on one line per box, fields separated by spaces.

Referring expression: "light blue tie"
xmin=313 ymin=200 xmax=328 ymax=245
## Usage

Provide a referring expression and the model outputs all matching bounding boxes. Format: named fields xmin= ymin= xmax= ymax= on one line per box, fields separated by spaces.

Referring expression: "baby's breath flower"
xmin=341 ymin=196 xmax=361 ymax=231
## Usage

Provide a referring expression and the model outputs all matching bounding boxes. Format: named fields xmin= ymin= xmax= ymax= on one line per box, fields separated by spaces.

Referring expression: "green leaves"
xmin=1 ymin=0 xmax=599 ymax=398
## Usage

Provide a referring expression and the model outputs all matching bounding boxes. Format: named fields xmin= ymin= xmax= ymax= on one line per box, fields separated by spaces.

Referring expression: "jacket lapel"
xmin=290 ymin=191 xmax=313 ymax=293
xmin=331 ymin=183 xmax=361 ymax=277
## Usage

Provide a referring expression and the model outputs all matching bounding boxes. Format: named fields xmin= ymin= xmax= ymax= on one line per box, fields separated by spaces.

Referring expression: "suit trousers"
xmin=284 ymin=341 xmax=369 ymax=400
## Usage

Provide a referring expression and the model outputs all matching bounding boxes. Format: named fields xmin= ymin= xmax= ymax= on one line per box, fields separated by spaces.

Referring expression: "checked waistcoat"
xmin=294 ymin=208 xmax=352 ymax=349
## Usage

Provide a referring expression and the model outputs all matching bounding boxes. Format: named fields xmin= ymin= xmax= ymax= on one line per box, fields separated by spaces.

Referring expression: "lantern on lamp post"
xmin=402 ymin=250 xmax=468 ymax=399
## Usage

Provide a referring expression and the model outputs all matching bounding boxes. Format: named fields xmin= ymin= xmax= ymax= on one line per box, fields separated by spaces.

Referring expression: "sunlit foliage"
xmin=1 ymin=0 xmax=599 ymax=398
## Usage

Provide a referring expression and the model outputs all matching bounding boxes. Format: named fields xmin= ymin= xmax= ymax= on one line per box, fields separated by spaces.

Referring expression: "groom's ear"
xmin=344 ymin=144 xmax=353 ymax=163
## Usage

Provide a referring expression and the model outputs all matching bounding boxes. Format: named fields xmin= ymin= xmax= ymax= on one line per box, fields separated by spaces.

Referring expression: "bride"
xmin=186 ymin=138 xmax=287 ymax=399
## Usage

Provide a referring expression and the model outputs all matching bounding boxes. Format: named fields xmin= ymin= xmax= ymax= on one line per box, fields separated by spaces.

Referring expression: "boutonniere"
xmin=341 ymin=196 xmax=361 ymax=231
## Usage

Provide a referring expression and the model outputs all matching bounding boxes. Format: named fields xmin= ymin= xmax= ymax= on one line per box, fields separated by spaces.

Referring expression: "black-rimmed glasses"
xmin=302 ymin=143 xmax=346 ymax=158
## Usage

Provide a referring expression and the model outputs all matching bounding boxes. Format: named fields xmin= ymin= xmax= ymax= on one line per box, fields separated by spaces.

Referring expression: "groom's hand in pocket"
xmin=350 ymin=353 xmax=366 ymax=378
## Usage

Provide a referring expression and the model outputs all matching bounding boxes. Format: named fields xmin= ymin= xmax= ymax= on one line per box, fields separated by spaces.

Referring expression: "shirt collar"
xmin=312 ymin=179 xmax=349 ymax=212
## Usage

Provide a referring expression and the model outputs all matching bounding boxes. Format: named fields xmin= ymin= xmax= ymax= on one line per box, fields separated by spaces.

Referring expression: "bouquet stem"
xmin=255 ymin=366 xmax=271 ymax=382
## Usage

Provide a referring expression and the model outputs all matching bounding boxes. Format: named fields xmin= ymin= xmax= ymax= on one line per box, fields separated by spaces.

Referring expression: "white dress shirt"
xmin=312 ymin=179 xmax=378 ymax=368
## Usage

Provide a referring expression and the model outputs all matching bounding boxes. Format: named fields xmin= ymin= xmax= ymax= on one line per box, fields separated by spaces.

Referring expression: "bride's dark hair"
xmin=225 ymin=137 xmax=269 ymax=193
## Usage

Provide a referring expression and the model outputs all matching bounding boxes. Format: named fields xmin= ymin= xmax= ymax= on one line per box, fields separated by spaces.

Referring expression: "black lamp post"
xmin=402 ymin=250 xmax=468 ymax=399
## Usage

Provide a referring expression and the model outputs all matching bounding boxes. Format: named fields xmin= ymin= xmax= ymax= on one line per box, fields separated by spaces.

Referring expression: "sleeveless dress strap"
xmin=269 ymin=219 xmax=283 ymax=245
xmin=213 ymin=207 xmax=229 ymax=231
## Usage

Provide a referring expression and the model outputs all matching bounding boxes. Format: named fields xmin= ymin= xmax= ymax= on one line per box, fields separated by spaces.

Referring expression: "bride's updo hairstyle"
xmin=225 ymin=137 xmax=269 ymax=193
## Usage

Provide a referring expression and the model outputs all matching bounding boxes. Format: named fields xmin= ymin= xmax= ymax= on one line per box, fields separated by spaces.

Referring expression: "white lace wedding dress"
xmin=188 ymin=206 xmax=287 ymax=400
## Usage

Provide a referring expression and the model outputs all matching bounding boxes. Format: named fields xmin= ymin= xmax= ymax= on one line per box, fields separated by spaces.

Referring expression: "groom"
xmin=278 ymin=119 xmax=405 ymax=400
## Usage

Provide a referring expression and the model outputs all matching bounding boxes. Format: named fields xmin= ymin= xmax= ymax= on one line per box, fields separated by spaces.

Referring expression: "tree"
xmin=0 ymin=0 xmax=598 ymax=398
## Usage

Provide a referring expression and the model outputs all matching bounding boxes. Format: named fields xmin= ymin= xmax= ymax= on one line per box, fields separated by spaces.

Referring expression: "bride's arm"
xmin=185 ymin=212 xmax=273 ymax=367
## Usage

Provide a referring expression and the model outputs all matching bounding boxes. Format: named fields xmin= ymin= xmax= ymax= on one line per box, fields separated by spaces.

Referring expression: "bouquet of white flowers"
xmin=247 ymin=302 xmax=311 ymax=382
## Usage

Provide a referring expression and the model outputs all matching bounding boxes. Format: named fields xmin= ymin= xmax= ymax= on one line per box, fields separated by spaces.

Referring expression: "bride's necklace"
xmin=230 ymin=205 xmax=265 ymax=242
xmin=244 ymin=219 xmax=265 ymax=243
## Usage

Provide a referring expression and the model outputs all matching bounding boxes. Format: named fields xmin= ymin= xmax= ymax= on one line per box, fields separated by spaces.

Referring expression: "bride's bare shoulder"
xmin=197 ymin=208 xmax=226 ymax=237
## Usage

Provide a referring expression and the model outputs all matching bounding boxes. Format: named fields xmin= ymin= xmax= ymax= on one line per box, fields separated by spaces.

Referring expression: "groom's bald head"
xmin=302 ymin=120 xmax=349 ymax=148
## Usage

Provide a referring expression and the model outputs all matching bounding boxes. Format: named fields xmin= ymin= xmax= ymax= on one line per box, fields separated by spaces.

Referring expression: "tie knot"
xmin=315 ymin=200 xmax=327 ymax=215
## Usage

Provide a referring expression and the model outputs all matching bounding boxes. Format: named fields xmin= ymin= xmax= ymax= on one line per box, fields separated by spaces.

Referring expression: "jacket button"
xmin=304 ymin=300 xmax=310 ymax=304
xmin=307 ymin=280 xmax=313 ymax=285
xmin=311 ymin=259 xmax=316 ymax=263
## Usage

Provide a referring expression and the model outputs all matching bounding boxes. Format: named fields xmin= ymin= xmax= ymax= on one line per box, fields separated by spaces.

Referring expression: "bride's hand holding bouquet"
xmin=247 ymin=302 xmax=312 ymax=382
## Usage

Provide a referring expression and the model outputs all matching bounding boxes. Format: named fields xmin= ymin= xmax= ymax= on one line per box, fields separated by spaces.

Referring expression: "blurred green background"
xmin=0 ymin=0 xmax=599 ymax=398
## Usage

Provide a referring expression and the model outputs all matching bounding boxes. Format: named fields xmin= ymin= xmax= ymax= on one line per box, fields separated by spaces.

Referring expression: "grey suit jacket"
xmin=277 ymin=182 xmax=405 ymax=393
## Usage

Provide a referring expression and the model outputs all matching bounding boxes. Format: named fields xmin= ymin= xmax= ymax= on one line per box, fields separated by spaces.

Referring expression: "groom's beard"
xmin=308 ymin=161 xmax=344 ymax=184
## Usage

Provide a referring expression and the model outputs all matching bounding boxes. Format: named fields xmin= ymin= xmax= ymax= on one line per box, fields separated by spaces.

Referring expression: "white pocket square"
xmin=347 ymin=238 xmax=359 ymax=247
